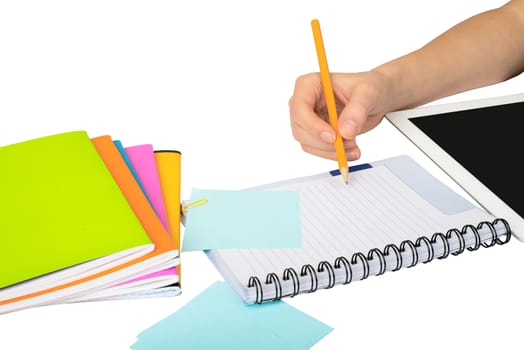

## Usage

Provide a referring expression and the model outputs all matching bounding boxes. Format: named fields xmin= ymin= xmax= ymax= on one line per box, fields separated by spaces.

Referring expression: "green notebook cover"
xmin=0 ymin=131 xmax=152 ymax=288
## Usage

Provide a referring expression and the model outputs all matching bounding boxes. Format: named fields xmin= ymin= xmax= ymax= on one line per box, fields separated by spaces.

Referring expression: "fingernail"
xmin=320 ymin=131 xmax=335 ymax=143
xmin=340 ymin=120 xmax=357 ymax=138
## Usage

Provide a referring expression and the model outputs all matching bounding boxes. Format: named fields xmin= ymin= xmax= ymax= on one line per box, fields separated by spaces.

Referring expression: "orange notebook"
xmin=0 ymin=134 xmax=178 ymax=314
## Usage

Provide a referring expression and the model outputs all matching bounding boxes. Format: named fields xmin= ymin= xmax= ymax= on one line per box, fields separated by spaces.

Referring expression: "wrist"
xmin=370 ymin=64 xmax=404 ymax=113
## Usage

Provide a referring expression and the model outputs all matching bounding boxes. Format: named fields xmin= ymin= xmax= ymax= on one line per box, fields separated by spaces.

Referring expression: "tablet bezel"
xmin=385 ymin=93 xmax=524 ymax=242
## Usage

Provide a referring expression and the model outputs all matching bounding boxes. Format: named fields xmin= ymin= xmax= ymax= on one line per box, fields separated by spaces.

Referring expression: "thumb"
xmin=338 ymin=99 xmax=368 ymax=140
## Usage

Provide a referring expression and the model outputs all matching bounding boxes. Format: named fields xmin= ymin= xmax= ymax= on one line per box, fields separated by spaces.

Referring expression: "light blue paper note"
xmin=131 ymin=281 xmax=333 ymax=350
xmin=182 ymin=188 xmax=301 ymax=251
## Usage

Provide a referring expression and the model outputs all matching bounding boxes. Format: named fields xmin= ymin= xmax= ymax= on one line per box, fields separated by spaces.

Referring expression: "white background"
xmin=1 ymin=1 xmax=523 ymax=349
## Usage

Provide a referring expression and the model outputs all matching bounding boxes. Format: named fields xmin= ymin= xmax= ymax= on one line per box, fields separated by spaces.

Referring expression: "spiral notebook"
xmin=206 ymin=155 xmax=512 ymax=304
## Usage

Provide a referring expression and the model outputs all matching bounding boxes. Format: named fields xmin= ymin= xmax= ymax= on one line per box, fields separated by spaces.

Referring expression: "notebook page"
xmin=209 ymin=164 xmax=497 ymax=302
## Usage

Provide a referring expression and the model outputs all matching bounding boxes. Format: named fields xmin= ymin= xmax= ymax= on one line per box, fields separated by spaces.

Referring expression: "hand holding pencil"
xmin=289 ymin=20 xmax=387 ymax=175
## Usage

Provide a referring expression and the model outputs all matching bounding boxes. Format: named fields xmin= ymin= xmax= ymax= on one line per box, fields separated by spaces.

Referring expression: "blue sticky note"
xmin=131 ymin=281 xmax=333 ymax=350
xmin=182 ymin=188 xmax=301 ymax=251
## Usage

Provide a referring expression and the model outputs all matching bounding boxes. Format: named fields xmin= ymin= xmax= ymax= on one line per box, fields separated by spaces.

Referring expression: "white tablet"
xmin=386 ymin=93 xmax=524 ymax=241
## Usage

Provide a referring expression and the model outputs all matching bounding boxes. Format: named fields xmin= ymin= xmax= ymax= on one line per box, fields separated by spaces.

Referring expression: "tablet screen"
xmin=408 ymin=101 xmax=523 ymax=219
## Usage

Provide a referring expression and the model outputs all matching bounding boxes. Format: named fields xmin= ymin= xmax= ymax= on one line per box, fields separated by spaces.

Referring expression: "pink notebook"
xmin=126 ymin=144 xmax=169 ymax=232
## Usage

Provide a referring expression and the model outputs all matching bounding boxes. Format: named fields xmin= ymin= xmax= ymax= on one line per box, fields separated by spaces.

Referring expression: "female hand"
xmin=288 ymin=70 xmax=394 ymax=161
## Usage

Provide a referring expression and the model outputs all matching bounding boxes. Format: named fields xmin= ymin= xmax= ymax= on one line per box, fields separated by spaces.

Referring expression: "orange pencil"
xmin=311 ymin=19 xmax=349 ymax=184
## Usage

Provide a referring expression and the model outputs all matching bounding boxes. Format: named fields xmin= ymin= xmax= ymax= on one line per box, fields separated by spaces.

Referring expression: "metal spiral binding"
xmin=350 ymin=252 xmax=369 ymax=280
xmin=318 ymin=261 xmax=336 ymax=288
xmin=400 ymin=239 xmax=418 ymax=267
xmin=301 ymin=264 xmax=318 ymax=293
xmin=283 ymin=267 xmax=300 ymax=297
xmin=367 ymin=248 xmax=386 ymax=276
xmin=247 ymin=218 xmax=511 ymax=303
xmin=464 ymin=224 xmax=481 ymax=251
xmin=446 ymin=228 xmax=465 ymax=255
xmin=415 ymin=236 xmax=434 ymax=263
xmin=431 ymin=232 xmax=450 ymax=259
xmin=384 ymin=243 xmax=402 ymax=271
xmin=333 ymin=256 xmax=352 ymax=284
xmin=265 ymin=272 xmax=282 ymax=301
xmin=248 ymin=275 xmax=263 ymax=304
xmin=494 ymin=218 xmax=511 ymax=244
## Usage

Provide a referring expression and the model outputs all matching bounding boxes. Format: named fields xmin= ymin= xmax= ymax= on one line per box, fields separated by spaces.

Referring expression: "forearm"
xmin=374 ymin=0 xmax=524 ymax=111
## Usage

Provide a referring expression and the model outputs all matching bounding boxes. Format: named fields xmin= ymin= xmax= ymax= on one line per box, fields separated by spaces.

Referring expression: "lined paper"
xmin=208 ymin=164 xmax=497 ymax=302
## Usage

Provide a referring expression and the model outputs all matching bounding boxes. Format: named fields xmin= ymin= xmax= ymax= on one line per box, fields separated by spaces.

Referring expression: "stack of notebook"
xmin=0 ymin=131 xmax=182 ymax=314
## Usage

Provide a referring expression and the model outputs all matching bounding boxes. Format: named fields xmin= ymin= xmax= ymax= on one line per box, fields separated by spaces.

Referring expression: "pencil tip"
xmin=340 ymin=168 xmax=349 ymax=185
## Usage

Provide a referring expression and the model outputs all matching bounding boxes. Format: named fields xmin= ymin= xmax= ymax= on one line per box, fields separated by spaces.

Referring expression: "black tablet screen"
xmin=408 ymin=101 xmax=523 ymax=218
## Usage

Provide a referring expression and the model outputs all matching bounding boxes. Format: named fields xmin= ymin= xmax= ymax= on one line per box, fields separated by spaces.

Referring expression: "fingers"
xmin=289 ymin=74 xmax=338 ymax=153
xmin=337 ymin=75 xmax=388 ymax=140
xmin=301 ymin=140 xmax=361 ymax=161
xmin=338 ymin=96 xmax=368 ymax=141
xmin=290 ymin=73 xmax=366 ymax=161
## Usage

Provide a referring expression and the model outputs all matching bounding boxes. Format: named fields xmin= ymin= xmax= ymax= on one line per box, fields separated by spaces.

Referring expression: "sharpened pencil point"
xmin=340 ymin=168 xmax=349 ymax=185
